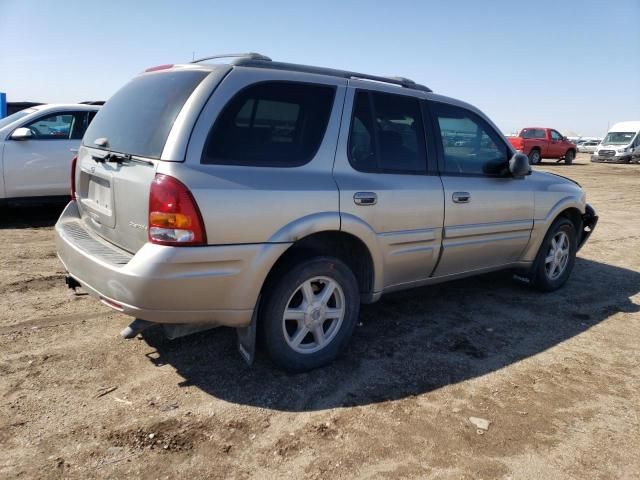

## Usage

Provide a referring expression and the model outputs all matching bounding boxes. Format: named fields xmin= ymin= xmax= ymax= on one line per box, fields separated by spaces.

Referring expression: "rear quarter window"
xmin=83 ymin=70 xmax=208 ymax=158
xmin=202 ymin=81 xmax=335 ymax=167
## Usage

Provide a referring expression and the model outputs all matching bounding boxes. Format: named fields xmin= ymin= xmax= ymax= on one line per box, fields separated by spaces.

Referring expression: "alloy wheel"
xmin=281 ymin=276 xmax=345 ymax=354
xmin=544 ymin=231 xmax=570 ymax=280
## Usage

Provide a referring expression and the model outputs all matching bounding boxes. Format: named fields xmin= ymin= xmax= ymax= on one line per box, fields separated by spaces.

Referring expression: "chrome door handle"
xmin=452 ymin=192 xmax=470 ymax=203
xmin=354 ymin=192 xmax=377 ymax=206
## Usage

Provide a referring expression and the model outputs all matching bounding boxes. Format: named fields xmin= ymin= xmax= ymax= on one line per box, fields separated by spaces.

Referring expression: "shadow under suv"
xmin=55 ymin=53 xmax=598 ymax=371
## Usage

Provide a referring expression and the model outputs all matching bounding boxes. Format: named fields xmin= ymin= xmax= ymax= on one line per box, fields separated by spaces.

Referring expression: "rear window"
xmin=202 ymin=81 xmax=335 ymax=167
xmin=83 ymin=70 xmax=208 ymax=158
xmin=522 ymin=128 xmax=545 ymax=139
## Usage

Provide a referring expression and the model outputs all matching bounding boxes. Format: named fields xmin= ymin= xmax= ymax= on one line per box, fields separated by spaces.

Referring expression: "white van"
xmin=592 ymin=121 xmax=640 ymax=163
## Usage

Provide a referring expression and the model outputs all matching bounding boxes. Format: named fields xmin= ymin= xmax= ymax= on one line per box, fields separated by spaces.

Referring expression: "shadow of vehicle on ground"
xmin=141 ymin=257 xmax=638 ymax=412
xmin=0 ymin=202 xmax=66 ymax=229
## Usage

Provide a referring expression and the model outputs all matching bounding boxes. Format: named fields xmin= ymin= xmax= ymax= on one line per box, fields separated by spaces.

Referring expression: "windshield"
xmin=0 ymin=109 xmax=35 ymax=130
xmin=602 ymin=132 xmax=635 ymax=145
xmin=83 ymin=70 xmax=208 ymax=158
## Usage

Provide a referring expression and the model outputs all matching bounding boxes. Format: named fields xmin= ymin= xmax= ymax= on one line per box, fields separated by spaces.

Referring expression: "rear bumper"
xmin=55 ymin=202 xmax=289 ymax=326
xmin=577 ymin=204 xmax=598 ymax=251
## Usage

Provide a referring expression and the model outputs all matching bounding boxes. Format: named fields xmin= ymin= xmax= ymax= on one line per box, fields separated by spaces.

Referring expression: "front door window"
xmin=23 ymin=112 xmax=86 ymax=140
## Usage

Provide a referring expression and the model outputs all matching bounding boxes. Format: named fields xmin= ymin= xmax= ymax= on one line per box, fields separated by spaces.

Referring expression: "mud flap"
xmin=512 ymin=272 xmax=532 ymax=284
xmin=237 ymin=300 xmax=259 ymax=366
xmin=577 ymin=205 xmax=598 ymax=251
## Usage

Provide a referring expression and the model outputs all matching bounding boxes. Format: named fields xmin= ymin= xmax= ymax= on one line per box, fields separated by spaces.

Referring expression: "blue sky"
xmin=1 ymin=0 xmax=638 ymax=137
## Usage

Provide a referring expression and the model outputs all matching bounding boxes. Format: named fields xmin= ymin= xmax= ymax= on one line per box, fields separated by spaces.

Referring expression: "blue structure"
xmin=0 ymin=92 xmax=6 ymax=119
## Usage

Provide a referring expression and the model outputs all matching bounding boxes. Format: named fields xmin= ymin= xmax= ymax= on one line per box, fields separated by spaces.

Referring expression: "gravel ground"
xmin=1 ymin=153 xmax=639 ymax=479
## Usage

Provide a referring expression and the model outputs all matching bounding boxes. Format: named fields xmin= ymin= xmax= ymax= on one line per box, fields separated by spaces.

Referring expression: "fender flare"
xmin=521 ymin=196 xmax=585 ymax=262
xmin=266 ymin=211 xmax=341 ymax=243
xmin=265 ymin=211 xmax=384 ymax=296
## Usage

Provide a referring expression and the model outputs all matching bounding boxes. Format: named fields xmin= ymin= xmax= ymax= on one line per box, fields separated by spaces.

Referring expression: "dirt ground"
xmin=1 ymin=153 xmax=639 ymax=479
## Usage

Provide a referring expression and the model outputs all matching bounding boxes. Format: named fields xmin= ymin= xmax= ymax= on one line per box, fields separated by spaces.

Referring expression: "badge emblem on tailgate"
xmin=128 ymin=221 xmax=147 ymax=230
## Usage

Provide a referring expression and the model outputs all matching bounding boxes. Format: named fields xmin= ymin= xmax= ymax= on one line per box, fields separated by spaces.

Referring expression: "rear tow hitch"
xmin=64 ymin=275 xmax=81 ymax=292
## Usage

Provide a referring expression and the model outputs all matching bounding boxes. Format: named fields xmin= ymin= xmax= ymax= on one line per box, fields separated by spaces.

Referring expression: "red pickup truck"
xmin=508 ymin=128 xmax=577 ymax=165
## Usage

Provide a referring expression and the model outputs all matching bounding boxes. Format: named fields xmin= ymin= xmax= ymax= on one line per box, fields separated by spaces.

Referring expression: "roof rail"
xmin=191 ymin=52 xmax=272 ymax=64
xmin=234 ymin=58 xmax=432 ymax=93
xmin=348 ymin=74 xmax=431 ymax=92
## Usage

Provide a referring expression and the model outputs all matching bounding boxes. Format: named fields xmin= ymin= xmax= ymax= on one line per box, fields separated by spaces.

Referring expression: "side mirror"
xmin=10 ymin=127 xmax=33 ymax=140
xmin=509 ymin=153 xmax=531 ymax=179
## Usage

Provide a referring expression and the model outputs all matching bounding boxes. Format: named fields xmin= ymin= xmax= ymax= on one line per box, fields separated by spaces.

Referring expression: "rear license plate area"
xmin=87 ymin=176 xmax=112 ymax=213
xmin=78 ymin=166 xmax=116 ymax=229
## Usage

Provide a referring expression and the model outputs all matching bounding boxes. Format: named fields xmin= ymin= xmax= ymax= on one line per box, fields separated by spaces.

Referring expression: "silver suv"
xmin=55 ymin=53 xmax=598 ymax=371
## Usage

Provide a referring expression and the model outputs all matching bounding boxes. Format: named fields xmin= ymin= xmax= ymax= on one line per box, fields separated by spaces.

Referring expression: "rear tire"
xmin=528 ymin=149 xmax=541 ymax=165
xmin=530 ymin=217 xmax=577 ymax=292
xmin=564 ymin=150 xmax=575 ymax=164
xmin=260 ymin=257 xmax=360 ymax=372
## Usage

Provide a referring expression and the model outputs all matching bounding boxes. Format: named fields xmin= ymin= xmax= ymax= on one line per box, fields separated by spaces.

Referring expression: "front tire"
xmin=260 ymin=257 xmax=360 ymax=372
xmin=531 ymin=217 xmax=577 ymax=292
xmin=564 ymin=150 xmax=575 ymax=164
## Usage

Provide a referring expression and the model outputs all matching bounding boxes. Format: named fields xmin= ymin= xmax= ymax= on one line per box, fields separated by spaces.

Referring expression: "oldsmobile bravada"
xmin=55 ymin=53 xmax=598 ymax=371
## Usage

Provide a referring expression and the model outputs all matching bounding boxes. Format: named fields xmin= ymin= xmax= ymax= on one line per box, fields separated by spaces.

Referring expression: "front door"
xmin=428 ymin=101 xmax=534 ymax=277
xmin=333 ymin=85 xmax=445 ymax=289
xmin=3 ymin=111 xmax=87 ymax=198
xmin=549 ymin=129 xmax=565 ymax=158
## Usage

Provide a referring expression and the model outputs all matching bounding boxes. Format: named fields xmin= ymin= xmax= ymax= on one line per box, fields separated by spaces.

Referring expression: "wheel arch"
xmin=557 ymin=206 xmax=582 ymax=235
xmin=260 ymin=230 xmax=379 ymax=305
xmin=521 ymin=198 xmax=586 ymax=262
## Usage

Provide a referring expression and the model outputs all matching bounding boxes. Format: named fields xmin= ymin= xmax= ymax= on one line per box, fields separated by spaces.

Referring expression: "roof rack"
xmin=234 ymin=58 xmax=432 ymax=93
xmin=190 ymin=53 xmax=432 ymax=93
xmin=191 ymin=52 xmax=272 ymax=64
xmin=348 ymin=74 xmax=431 ymax=92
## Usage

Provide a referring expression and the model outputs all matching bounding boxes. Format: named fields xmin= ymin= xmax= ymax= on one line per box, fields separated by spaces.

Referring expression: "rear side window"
xmin=83 ymin=70 xmax=208 ymax=158
xmin=202 ymin=82 xmax=335 ymax=167
xmin=348 ymin=90 xmax=426 ymax=173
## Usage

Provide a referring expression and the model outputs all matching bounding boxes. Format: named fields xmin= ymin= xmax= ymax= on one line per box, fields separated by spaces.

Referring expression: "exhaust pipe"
xmin=120 ymin=319 xmax=154 ymax=339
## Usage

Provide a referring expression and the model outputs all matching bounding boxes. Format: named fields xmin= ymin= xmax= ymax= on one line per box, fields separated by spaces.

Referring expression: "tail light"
xmin=70 ymin=155 xmax=78 ymax=200
xmin=512 ymin=137 xmax=524 ymax=151
xmin=148 ymin=174 xmax=206 ymax=246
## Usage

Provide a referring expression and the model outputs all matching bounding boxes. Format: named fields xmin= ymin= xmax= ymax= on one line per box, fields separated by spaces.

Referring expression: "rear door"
xmin=533 ymin=128 xmax=548 ymax=156
xmin=428 ymin=101 xmax=534 ymax=277
xmin=333 ymin=84 xmax=444 ymax=289
xmin=3 ymin=111 xmax=87 ymax=198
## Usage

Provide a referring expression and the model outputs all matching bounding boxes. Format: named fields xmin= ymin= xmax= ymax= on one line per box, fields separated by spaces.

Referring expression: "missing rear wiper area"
xmin=91 ymin=152 xmax=153 ymax=166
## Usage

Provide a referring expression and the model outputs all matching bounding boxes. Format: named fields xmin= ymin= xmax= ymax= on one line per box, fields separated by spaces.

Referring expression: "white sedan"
xmin=577 ymin=140 xmax=600 ymax=154
xmin=0 ymin=104 xmax=100 ymax=204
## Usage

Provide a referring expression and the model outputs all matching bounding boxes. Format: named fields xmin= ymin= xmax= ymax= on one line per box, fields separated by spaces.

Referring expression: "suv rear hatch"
xmin=75 ymin=65 xmax=228 ymax=253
